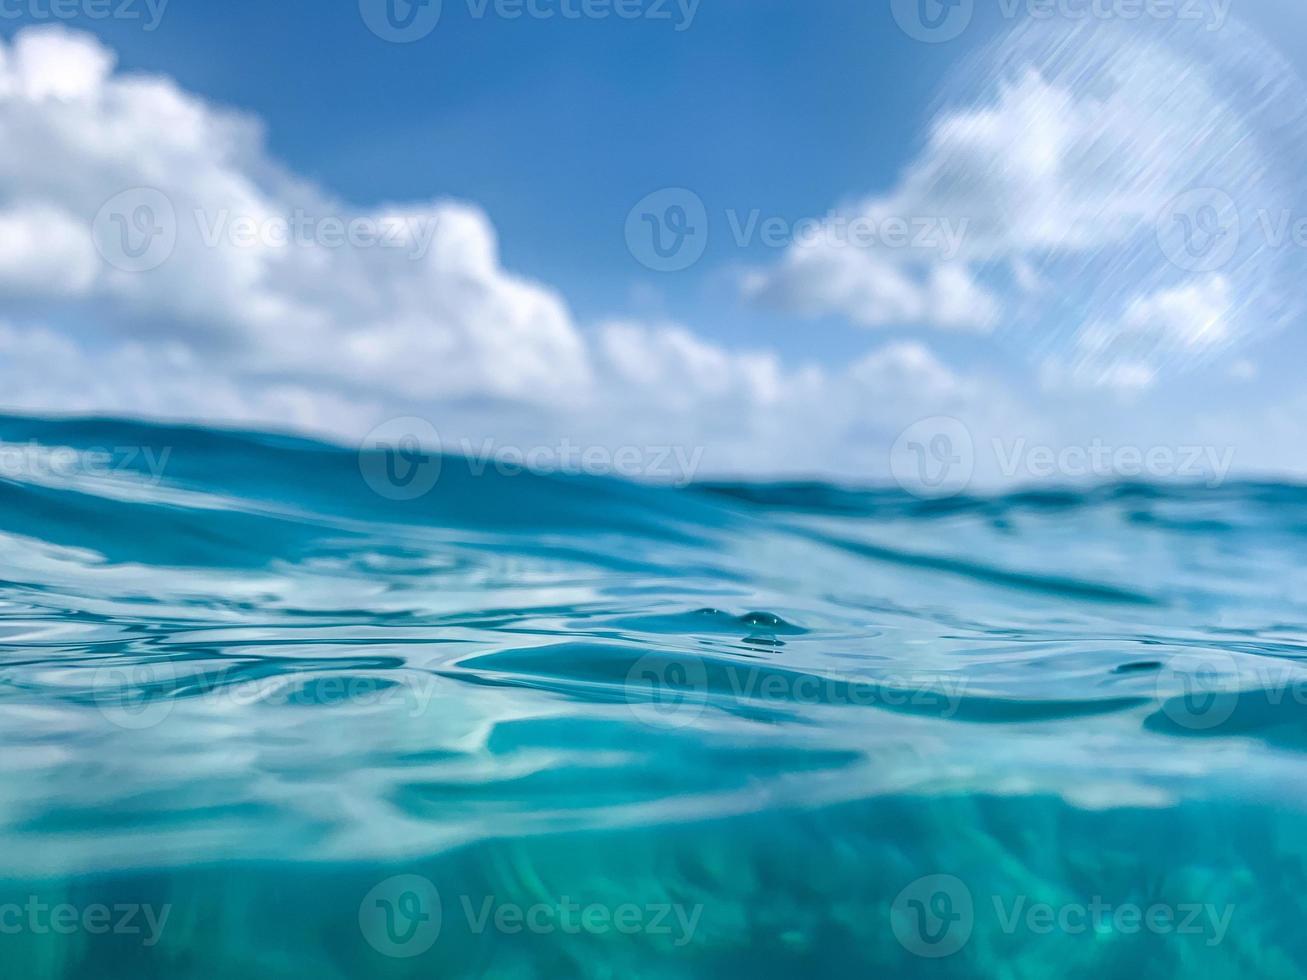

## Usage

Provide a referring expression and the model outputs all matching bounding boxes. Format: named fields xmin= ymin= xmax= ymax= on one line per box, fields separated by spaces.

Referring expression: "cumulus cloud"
xmin=742 ymin=244 xmax=999 ymax=331
xmin=0 ymin=26 xmax=591 ymax=407
xmin=553 ymin=325 xmax=1023 ymax=481
xmin=1056 ymin=276 xmax=1235 ymax=390
xmin=744 ymin=20 xmax=1307 ymax=390
xmin=0 ymin=25 xmax=1020 ymax=481
xmin=0 ymin=22 xmax=1295 ymax=485
xmin=0 ymin=203 xmax=97 ymax=293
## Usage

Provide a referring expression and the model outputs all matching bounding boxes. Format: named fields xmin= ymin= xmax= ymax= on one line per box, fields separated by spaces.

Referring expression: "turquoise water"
xmin=0 ymin=416 xmax=1305 ymax=977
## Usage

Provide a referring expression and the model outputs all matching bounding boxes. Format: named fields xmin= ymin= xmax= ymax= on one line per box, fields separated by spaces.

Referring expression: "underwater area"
xmin=0 ymin=416 xmax=1302 ymax=976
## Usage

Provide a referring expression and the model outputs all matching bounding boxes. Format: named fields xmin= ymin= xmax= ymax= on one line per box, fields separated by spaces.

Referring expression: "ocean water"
xmin=0 ymin=415 xmax=1305 ymax=977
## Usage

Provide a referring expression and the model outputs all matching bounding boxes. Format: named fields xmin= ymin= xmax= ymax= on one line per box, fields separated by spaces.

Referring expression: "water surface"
xmin=0 ymin=416 xmax=1303 ymax=977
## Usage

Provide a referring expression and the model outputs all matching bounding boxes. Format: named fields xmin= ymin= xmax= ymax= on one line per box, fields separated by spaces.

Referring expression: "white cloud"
xmin=743 ymin=66 xmax=1166 ymax=335
xmin=0 ymin=203 xmax=97 ymax=293
xmin=0 ymin=25 xmax=1023 ymax=481
xmin=1055 ymin=276 xmax=1235 ymax=390
xmin=0 ymin=23 xmax=1296 ymax=487
xmin=0 ymin=26 xmax=591 ymax=408
xmin=742 ymin=245 xmax=999 ymax=331
xmin=1116 ymin=277 xmax=1234 ymax=353
xmin=848 ymin=340 xmax=960 ymax=398
xmin=599 ymin=321 xmax=786 ymax=410
xmin=744 ymin=20 xmax=1307 ymax=390
xmin=0 ymin=321 xmax=383 ymax=432
xmin=2 ymin=22 xmax=115 ymax=100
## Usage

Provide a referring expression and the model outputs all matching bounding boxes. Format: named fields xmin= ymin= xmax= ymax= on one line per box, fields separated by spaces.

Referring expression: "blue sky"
xmin=0 ymin=0 xmax=1305 ymax=487
xmin=77 ymin=0 xmax=950 ymax=356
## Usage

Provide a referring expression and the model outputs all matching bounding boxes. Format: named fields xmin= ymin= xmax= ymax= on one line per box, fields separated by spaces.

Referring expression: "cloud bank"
xmin=0 ymin=25 xmax=1026 ymax=477
xmin=0 ymin=22 xmax=1301 ymax=486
